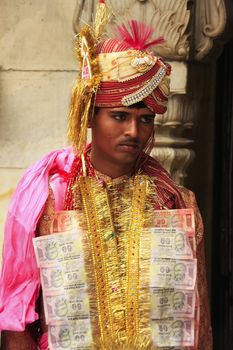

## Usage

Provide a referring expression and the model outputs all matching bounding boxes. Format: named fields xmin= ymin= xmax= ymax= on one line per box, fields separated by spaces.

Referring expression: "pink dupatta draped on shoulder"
xmin=0 ymin=148 xmax=74 ymax=331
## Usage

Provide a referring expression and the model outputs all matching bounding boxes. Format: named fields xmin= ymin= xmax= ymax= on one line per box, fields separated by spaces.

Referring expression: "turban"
xmin=67 ymin=0 xmax=170 ymax=152
xmin=95 ymin=38 xmax=171 ymax=115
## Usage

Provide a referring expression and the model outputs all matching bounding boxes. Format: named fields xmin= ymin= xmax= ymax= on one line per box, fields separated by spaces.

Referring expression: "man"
xmin=0 ymin=1 xmax=212 ymax=349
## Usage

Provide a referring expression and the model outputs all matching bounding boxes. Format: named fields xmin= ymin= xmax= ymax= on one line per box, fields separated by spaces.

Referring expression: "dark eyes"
xmin=111 ymin=114 xmax=154 ymax=124
xmin=140 ymin=116 xmax=155 ymax=124
xmin=112 ymin=114 xmax=126 ymax=121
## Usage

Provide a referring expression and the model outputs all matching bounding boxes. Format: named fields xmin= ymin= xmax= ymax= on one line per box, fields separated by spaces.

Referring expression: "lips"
xmin=118 ymin=143 xmax=140 ymax=153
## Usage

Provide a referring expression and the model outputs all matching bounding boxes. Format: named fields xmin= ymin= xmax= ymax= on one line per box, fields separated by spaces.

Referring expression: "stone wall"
xmin=0 ymin=0 xmax=78 ymax=262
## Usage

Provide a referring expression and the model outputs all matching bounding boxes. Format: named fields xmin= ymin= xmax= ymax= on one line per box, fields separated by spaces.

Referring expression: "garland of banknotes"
xmin=33 ymin=176 xmax=199 ymax=349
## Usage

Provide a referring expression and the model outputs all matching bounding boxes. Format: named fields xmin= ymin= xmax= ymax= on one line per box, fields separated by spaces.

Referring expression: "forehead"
xmin=95 ymin=106 xmax=155 ymax=116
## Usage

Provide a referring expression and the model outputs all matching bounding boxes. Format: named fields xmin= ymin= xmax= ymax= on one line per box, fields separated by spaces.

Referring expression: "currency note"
xmin=151 ymin=318 xmax=195 ymax=347
xmin=51 ymin=211 xmax=82 ymax=234
xmin=150 ymin=288 xmax=196 ymax=319
xmin=151 ymin=228 xmax=194 ymax=260
xmin=33 ymin=232 xmax=84 ymax=266
xmin=44 ymin=290 xmax=90 ymax=323
xmin=154 ymin=209 xmax=195 ymax=233
xmin=150 ymin=258 xmax=197 ymax=290
xmin=49 ymin=319 xmax=93 ymax=350
xmin=40 ymin=260 xmax=87 ymax=292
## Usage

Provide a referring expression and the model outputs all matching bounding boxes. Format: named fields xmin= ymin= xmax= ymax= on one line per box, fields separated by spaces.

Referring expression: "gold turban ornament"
xmin=67 ymin=0 xmax=111 ymax=154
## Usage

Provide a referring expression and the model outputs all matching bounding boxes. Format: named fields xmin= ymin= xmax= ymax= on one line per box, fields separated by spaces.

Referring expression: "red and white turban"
xmin=94 ymin=34 xmax=171 ymax=115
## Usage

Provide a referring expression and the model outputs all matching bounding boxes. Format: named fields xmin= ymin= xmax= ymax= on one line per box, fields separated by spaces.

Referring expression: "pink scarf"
xmin=0 ymin=148 xmax=74 ymax=331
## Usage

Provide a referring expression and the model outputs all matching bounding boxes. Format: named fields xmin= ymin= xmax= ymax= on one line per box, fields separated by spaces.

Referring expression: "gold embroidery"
xmin=72 ymin=175 xmax=156 ymax=348
xmin=73 ymin=177 xmax=123 ymax=343
xmin=126 ymin=176 xmax=148 ymax=336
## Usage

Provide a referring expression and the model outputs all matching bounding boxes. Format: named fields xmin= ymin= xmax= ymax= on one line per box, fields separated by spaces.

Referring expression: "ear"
xmin=87 ymin=118 xmax=92 ymax=128
xmin=88 ymin=115 xmax=95 ymax=128
xmin=88 ymin=108 xmax=98 ymax=127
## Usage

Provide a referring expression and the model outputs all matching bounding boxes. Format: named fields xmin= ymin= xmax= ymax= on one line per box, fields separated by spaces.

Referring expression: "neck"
xmin=90 ymin=150 xmax=135 ymax=179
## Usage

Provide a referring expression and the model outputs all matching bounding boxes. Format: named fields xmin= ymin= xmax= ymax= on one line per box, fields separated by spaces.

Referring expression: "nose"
xmin=124 ymin=119 xmax=139 ymax=138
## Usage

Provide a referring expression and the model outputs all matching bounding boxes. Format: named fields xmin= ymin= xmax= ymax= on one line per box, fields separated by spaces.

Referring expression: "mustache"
xmin=118 ymin=137 xmax=140 ymax=146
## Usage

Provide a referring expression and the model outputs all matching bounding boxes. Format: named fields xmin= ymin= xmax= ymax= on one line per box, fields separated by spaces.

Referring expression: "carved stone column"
xmin=73 ymin=0 xmax=231 ymax=186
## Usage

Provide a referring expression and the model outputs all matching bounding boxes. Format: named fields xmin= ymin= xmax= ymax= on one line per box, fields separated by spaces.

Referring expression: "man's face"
xmin=90 ymin=106 xmax=155 ymax=167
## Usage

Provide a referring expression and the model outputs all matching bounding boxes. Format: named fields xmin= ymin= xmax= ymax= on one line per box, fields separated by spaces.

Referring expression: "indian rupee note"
xmin=150 ymin=259 xmax=197 ymax=290
xmin=40 ymin=260 xmax=87 ymax=292
xmin=151 ymin=228 xmax=194 ymax=260
xmin=48 ymin=319 xmax=93 ymax=350
xmin=33 ymin=232 xmax=84 ymax=266
xmin=154 ymin=209 xmax=195 ymax=233
xmin=44 ymin=290 xmax=90 ymax=323
xmin=51 ymin=211 xmax=83 ymax=234
xmin=150 ymin=288 xmax=196 ymax=319
xmin=152 ymin=318 xmax=195 ymax=347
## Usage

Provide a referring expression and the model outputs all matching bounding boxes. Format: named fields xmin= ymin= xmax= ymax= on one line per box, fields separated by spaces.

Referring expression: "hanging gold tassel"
xmin=67 ymin=76 xmax=99 ymax=153
xmin=67 ymin=1 xmax=112 ymax=154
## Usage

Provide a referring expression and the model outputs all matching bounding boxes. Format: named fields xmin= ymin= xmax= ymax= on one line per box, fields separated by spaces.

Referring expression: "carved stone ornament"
xmin=153 ymin=93 xmax=195 ymax=184
xmin=155 ymin=94 xmax=196 ymax=130
xmin=73 ymin=0 xmax=94 ymax=34
xmin=73 ymin=0 xmax=230 ymax=62
xmin=151 ymin=147 xmax=194 ymax=185
xmin=73 ymin=0 xmax=191 ymax=60
xmin=194 ymin=0 xmax=227 ymax=60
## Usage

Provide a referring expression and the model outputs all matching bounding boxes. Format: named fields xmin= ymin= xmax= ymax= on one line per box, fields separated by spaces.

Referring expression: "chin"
xmin=115 ymin=154 xmax=140 ymax=165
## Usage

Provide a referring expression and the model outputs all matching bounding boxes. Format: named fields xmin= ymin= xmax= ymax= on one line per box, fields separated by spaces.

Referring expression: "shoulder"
xmin=17 ymin=147 xmax=75 ymax=192
xmin=142 ymin=155 xmax=186 ymax=208
xmin=8 ymin=148 xmax=75 ymax=224
xmin=26 ymin=147 xmax=75 ymax=174
xmin=177 ymin=186 xmax=201 ymax=215
xmin=177 ymin=186 xmax=196 ymax=205
xmin=141 ymin=154 xmax=171 ymax=179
